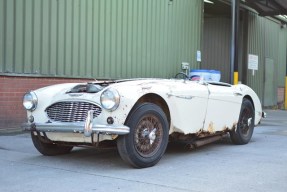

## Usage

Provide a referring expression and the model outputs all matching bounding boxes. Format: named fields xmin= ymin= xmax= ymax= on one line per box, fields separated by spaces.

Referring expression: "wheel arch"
xmin=240 ymin=86 xmax=263 ymax=125
xmin=126 ymin=93 xmax=171 ymax=126
xmin=243 ymin=95 xmax=255 ymax=109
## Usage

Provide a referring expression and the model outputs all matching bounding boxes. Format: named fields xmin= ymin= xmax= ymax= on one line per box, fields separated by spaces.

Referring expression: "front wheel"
xmin=117 ymin=103 xmax=169 ymax=168
xmin=230 ymin=99 xmax=255 ymax=145
xmin=31 ymin=132 xmax=73 ymax=156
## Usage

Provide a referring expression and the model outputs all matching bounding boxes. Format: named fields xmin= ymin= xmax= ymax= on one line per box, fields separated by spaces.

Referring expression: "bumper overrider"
xmin=22 ymin=110 xmax=130 ymax=137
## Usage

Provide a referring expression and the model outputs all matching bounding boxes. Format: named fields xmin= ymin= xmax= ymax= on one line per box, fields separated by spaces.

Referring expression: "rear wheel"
xmin=117 ymin=103 xmax=169 ymax=168
xmin=31 ymin=132 xmax=73 ymax=156
xmin=230 ymin=99 xmax=255 ymax=145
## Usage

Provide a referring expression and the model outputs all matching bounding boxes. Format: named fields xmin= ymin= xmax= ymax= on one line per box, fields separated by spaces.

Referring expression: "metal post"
xmin=285 ymin=53 xmax=287 ymax=110
xmin=285 ymin=76 xmax=287 ymax=110
xmin=241 ymin=10 xmax=249 ymax=85
xmin=230 ymin=0 xmax=240 ymax=84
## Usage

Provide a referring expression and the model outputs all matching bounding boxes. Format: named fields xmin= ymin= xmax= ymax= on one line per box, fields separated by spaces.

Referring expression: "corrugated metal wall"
xmin=246 ymin=13 xmax=266 ymax=101
xmin=203 ymin=12 xmax=287 ymax=106
xmin=264 ymin=18 xmax=279 ymax=106
xmin=278 ymin=27 xmax=287 ymax=87
xmin=0 ymin=0 xmax=203 ymax=79
xmin=202 ymin=17 xmax=231 ymax=82
xmin=202 ymin=16 xmax=245 ymax=83
xmin=247 ymin=13 xmax=285 ymax=105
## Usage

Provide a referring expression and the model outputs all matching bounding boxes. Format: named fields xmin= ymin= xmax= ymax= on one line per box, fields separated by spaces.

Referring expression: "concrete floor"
xmin=0 ymin=110 xmax=286 ymax=192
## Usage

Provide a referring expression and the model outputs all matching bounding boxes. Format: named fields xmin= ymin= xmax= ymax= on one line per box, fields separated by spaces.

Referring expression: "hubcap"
xmin=247 ymin=118 xmax=252 ymax=127
xmin=149 ymin=128 xmax=157 ymax=145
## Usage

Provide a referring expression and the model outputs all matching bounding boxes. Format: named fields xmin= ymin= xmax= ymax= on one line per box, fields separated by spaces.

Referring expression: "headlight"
xmin=23 ymin=91 xmax=38 ymax=111
xmin=100 ymin=88 xmax=120 ymax=111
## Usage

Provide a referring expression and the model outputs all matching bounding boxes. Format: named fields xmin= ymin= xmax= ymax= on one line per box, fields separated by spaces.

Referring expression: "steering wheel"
xmin=174 ymin=72 xmax=189 ymax=79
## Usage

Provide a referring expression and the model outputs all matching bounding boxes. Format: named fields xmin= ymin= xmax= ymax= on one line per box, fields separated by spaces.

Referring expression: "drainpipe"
xmin=230 ymin=0 xmax=240 ymax=84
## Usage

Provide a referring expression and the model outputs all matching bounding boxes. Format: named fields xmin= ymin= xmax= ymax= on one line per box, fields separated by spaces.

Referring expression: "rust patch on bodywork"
xmin=196 ymin=129 xmax=214 ymax=138
xmin=232 ymin=121 xmax=238 ymax=131
xmin=208 ymin=122 xmax=214 ymax=133
xmin=170 ymin=131 xmax=228 ymax=150
xmin=195 ymin=125 xmax=230 ymax=138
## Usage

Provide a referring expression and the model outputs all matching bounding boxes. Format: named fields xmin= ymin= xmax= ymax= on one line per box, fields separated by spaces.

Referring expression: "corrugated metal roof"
xmin=244 ymin=0 xmax=287 ymax=16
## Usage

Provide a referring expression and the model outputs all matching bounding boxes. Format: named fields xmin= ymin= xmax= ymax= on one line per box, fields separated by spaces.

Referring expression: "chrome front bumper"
xmin=23 ymin=110 xmax=129 ymax=137
xmin=22 ymin=122 xmax=130 ymax=137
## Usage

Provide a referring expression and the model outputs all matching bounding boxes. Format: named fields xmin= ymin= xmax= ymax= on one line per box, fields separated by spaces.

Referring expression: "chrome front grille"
xmin=45 ymin=101 xmax=102 ymax=122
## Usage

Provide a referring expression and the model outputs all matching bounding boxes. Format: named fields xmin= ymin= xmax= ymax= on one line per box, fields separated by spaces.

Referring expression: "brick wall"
xmin=0 ymin=76 xmax=93 ymax=130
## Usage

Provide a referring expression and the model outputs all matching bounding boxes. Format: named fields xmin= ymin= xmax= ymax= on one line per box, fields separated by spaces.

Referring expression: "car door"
xmin=168 ymin=80 xmax=209 ymax=134
xmin=203 ymin=83 xmax=243 ymax=133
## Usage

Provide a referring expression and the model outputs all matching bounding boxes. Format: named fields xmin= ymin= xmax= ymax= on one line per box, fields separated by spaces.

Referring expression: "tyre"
xmin=117 ymin=103 xmax=169 ymax=168
xmin=31 ymin=132 xmax=73 ymax=156
xmin=230 ymin=99 xmax=255 ymax=145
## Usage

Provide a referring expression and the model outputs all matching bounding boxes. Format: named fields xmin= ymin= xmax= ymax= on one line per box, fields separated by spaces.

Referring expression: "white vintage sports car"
xmin=22 ymin=76 xmax=265 ymax=168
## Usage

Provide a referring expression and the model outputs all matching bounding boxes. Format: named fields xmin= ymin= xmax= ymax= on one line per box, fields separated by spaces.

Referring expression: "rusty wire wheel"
xmin=230 ymin=99 xmax=255 ymax=145
xmin=117 ymin=103 xmax=169 ymax=168
xmin=134 ymin=114 xmax=164 ymax=158
xmin=238 ymin=106 xmax=253 ymax=137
